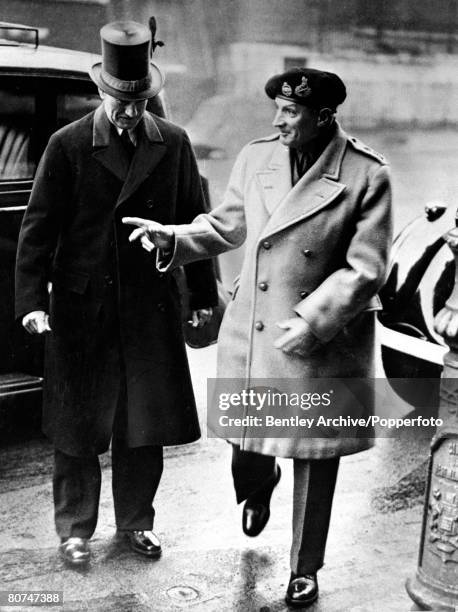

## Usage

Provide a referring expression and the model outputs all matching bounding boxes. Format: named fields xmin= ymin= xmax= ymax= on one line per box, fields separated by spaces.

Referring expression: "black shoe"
xmin=123 ymin=530 xmax=162 ymax=558
xmin=285 ymin=573 xmax=319 ymax=608
xmin=59 ymin=537 xmax=90 ymax=567
xmin=242 ymin=465 xmax=281 ymax=537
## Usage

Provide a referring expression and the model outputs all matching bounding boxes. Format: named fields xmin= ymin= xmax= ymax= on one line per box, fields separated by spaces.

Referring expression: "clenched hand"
xmin=22 ymin=310 xmax=51 ymax=335
xmin=188 ymin=308 xmax=213 ymax=328
xmin=274 ymin=317 xmax=320 ymax=357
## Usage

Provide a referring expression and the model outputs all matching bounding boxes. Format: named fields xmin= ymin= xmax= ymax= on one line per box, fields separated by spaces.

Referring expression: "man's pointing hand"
xmin=122 ymin=217 xmax=174 ymax=250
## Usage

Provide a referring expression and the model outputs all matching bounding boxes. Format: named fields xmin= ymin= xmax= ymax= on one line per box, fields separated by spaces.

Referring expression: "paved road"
xmin=0 ymin=345 xmax=430 ymax=611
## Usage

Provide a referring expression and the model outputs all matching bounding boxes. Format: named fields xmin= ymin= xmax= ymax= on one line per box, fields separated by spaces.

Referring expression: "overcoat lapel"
xmin=92 ymin=105 xmax=129 ymax=182
xmin=92 ymin=106 xmax=166 ymax=205
xmin=255 ymin=144 xmax=291 ymax=216
xmin=259 ymin=125 xmax=348 ymax=239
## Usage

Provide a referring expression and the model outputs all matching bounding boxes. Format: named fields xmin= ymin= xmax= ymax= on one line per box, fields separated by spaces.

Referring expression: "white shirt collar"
xmin=103 ymin=107 xmax=137 ymax=146
xmin=116 ymin=126 xmax=137 ymax=147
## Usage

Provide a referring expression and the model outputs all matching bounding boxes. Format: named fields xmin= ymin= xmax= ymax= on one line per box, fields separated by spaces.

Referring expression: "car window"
xmin=0 ymin=88 xmax=35 ymax=181
xmin=0 ymin=75 xmax=101 ymax=183
xmin=56 ymin=92 xmax=100 ymax=129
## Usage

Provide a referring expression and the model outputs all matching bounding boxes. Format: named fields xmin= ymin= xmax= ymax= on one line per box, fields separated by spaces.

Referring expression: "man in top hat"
xmin=15 ymin=21 xmax=216 ymax=566
xmin=123 ymin=67 xmax=392 ymax=606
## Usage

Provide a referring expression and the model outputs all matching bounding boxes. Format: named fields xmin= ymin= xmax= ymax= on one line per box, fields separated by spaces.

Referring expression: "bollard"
xmin=406 ymin=227 xmax=458 ymax=610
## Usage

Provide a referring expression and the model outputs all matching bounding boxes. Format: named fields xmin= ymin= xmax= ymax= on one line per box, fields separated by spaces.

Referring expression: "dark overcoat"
xmin=15 ymin=105 xmax=217 ymax=457
xmin=160 ymin=124 xmax=392 ymax=460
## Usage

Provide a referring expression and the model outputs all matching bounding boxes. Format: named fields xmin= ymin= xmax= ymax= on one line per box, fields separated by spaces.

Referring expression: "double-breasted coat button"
xmin=302 ymin=249 xmax=312 ymax=257
xmin=146 ymin=200 xmax=154 ymax=208
xmin=255 ymin=321 xmax=264 ymax=331
xmin=258 ymin=282 xmax=268 ymax=291
xmin=262 ymin=241 xmax=271 ymax=250
xmin=300 ymin=291 xmax=309 ymax=299
xmin=104 ymin=275 xmax=113 ymax=286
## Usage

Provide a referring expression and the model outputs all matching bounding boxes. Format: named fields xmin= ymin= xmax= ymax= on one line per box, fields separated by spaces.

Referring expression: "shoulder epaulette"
xmin=248 ymin=133 xmax=280 ymax=146
xmin=347 ymin=135 xmax=387 ymax=164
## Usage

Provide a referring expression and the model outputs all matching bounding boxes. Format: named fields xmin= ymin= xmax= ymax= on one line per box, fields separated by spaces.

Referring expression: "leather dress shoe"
xmin=123 ymin=530 xmax=162 ymax=558
xmin=242 ymin=465 xmax=281 ymax=537
xmin=285 ymin=573 xmax=319 ymax=608
xmin=59 ymin=537 xmax=90 ymax=566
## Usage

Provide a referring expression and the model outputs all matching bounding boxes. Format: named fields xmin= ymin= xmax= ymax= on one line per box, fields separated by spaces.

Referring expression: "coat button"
xmin=104 ymin=275 xmax=113 ymax=286
xmin=300 ymin=291 xmax=309 ymax=299
xmin=302 ymin=249 xmax=312 ymax=258
xmin=258 ymin=282 xmax=268 ymax=291
xmin=262 ymin=241 xmax=271 ymax=250
xmin=255 ymin=321 xmax=264 ymax=331
xmin=146 ymin=199 xmax=154 ymax=208
xmin=157 ymin=302 xmax=165 ymax=312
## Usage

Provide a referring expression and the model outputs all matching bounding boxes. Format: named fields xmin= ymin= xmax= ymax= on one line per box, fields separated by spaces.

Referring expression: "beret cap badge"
xmin=265 ymin=67 xmax=346 ymax=110
xmin=281 ymin=81 xmax=293 ymax=96
xmin=294 ymin=76 xmax=312 ymax=98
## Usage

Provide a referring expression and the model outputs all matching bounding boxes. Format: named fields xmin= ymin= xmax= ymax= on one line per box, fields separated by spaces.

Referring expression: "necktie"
xmin=295 ymin=151 xmax=309 ymax=178
xmin=120 ymin=130 xmax=135 ymax=162
xmin=291 ymin=150 xmax=309 ymax=185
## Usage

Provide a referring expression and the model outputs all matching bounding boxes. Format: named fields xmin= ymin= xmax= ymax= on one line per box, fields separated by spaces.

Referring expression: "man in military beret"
xmin=124 ymin=66 xmax=392 ymax=607
xmin=15 ymin=21 xmax=216 ymax=567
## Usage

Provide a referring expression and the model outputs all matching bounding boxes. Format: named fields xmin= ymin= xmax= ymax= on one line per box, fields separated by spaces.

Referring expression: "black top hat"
xmin=90 ymin=21 xmax=164 ymax=100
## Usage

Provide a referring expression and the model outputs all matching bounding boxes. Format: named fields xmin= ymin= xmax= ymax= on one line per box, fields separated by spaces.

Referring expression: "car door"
xmin=0 ymin=73 xmax=99 ymax=434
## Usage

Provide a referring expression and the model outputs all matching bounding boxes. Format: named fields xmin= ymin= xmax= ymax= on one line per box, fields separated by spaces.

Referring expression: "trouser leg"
xmin=111 ymin=436 xmax=163 ymax=531
xmin=231 ymin=443 xmax=277 ymax=504
xmin=110 ymin=331 xmax=164 ymax=531
xmin=53 ymin=449 xmax=101 ymax=541
xmin=290 ymin=457 xmax=340 ymax=575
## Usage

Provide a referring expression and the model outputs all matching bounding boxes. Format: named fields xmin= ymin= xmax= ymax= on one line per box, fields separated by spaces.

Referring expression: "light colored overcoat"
xmin=162 ymin=123 xmax=392 ymax=459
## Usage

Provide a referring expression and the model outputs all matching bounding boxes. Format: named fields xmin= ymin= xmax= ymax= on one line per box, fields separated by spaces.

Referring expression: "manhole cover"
xmin=166 ymin=586 xmax=200 ymax=602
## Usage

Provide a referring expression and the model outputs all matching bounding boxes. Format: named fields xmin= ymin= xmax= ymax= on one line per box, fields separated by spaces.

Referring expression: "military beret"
xmin=265 ymin=67 xmax=346 ymax=111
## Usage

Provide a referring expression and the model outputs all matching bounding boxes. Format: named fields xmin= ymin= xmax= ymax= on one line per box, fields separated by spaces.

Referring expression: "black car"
xmin=379 ymin=202 xmax=455 ymax=410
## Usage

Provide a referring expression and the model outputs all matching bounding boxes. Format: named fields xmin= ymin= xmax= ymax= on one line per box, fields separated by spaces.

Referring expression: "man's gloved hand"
xmin=122 ymin=217 xmax=174 ymax=251
xmin=274 ymin=316 xmax=320 ymax=357
xmin=188 ymin=308 xmax=213 ymax=328
xmin=22 ymin=310 xmax=51 ymax=335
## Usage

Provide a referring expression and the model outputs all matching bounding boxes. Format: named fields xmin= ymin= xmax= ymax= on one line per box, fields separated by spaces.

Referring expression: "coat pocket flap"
xmin=52 ymin=267 xmax=90 ymax=295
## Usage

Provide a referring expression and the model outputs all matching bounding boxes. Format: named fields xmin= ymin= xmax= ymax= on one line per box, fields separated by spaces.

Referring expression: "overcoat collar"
xmin=257 ymin=122 xmax=348 ymax=239
xmin=92 ymin=104 xmax=166 ymax=206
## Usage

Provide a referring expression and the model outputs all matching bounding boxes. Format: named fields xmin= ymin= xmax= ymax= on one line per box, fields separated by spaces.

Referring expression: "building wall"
xmin=201 ymin=0 xmax=458 ymax=56
xmin=356 ymin=0 xmax=458 ymax=33
xmin=216 ymin=42 xmax=458 ymax=128
xmin=243 ymin=0 xmax=359 ymax=44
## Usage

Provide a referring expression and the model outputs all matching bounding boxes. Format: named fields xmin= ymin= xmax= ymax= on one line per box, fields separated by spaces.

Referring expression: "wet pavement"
xmin=0 ymin=345 xmax=433 ymax=611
